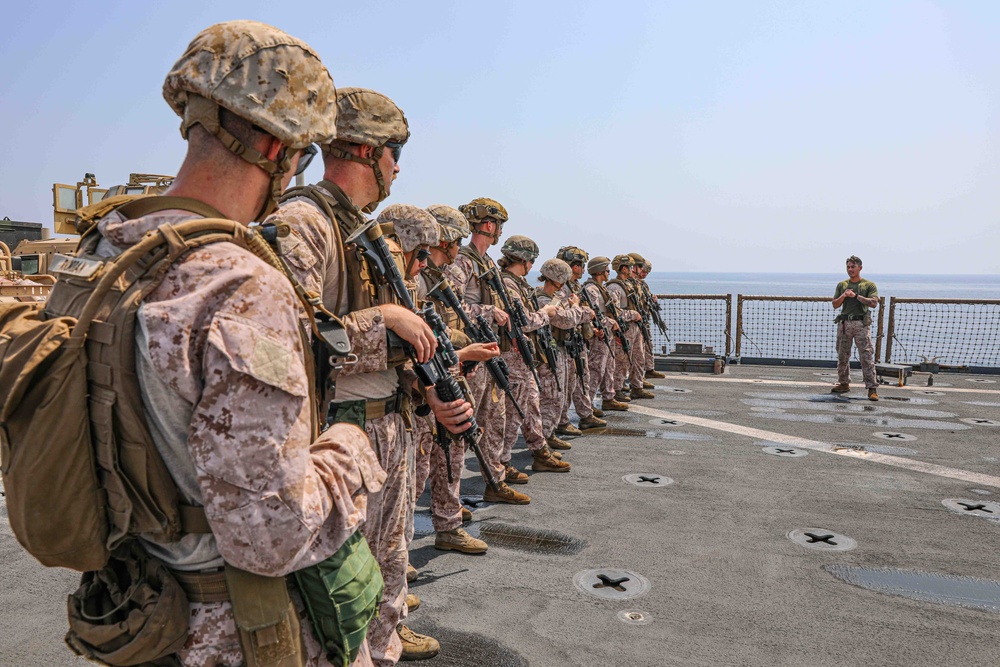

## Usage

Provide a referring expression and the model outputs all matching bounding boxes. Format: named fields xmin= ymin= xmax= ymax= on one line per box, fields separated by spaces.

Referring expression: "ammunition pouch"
xmin=224 ymin=566 xmax=306 ymax=667
xmin=293 ymin=531 xmax=384 ymax=667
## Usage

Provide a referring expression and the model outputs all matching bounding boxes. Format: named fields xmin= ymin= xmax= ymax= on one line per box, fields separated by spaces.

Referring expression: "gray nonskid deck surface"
xmin=3 ymin=365 xmax=1000 ymax=666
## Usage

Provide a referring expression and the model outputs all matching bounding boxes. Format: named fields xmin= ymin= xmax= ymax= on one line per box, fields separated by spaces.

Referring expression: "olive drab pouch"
xmin=224 ymin=566 xmax=307 ymax=667
xmin=65 ymin=541 xmax=189 ymax=667
xmin=293 ymin=530 xmax=384 ymax=667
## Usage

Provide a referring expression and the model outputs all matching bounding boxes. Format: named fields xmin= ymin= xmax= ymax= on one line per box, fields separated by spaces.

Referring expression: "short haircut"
xmin=846 ymin=255 xmax=862 ymax=266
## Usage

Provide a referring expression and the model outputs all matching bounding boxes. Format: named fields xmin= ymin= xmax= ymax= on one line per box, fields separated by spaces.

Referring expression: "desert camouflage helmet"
xmin=587 ymin=256 xmax=611 ymax=275
xmin=611 ymin=254 xmax=635 ymax=271
xmin=377 ymin=204 xmax=439 ymax=253
xmin=426 ymin=205 xmax=470 ymax=243
xmin=558 ymin=245 xmax=589 ymax=265
xmin=163 ymin=21 xmax=337 ymax=219
xmin=628 ymin=252 xmax=647 ymax=266
xmin=460 ymin=198 xmax=508 ymax=224
xmin=500 ymin=235 xmax=540 ymax=262
xmin=643 ymin=260 xmax=652 ymax=272
xmin=327 ymin=87 xmax=409 ymax=214
xmin=540 ymin=258 xmax=573 ymax=285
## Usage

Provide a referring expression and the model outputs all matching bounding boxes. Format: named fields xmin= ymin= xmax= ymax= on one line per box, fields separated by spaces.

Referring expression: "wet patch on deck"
xmin=741 ymin=398 xmax=956 ymax=419
xmin=404 ymin=621 xmax=529 ymax=667
xmin=756 ymin=412 xmax=969 ymax=430
xmin=832 ymin=443 xmax=919 ymax=456
xmin=468 ymin=521 xmax=586 ymax=556
xmin=602 ymin=427 xmax=714 ymax=441
xmin=746 ymin=391 xmax=939 ymax=405
xmin=825 ymin=565 xmax=1000 ymax=613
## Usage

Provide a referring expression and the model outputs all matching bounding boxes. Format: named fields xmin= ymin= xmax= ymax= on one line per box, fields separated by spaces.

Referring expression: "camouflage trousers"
xmin=362 ymin=412 xmax=411 ymax=667
xmin=501 ymin=348 xmax=547 ymax=461
xmin=614 ymin=325 xmax=645 ymax=391
xmin=588 ymin=336 xmax=617 ymax=401
xmin=180 ymin=587 xmax=373 ymax=667
xmin=412 ymin=414 xmax=466 ymax=534
xmin=644 ymin=332 xmax=655 ymax=371
xmin=836 ymin=319 xmax=877 ymax=389
xmin=539 ymin=349 xmax=571 ymax=438
xmin=466 ymin=363 xmax=507 ymax=482
xmin=561 ymin=347 xmax=594 ymax=423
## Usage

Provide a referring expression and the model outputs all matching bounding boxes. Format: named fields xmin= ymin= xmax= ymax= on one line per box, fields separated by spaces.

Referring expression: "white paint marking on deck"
xmin=660 ymin=375 xmax=1000 ymax=395
xmin=627 ymin=403 xmax=1000 ymax=489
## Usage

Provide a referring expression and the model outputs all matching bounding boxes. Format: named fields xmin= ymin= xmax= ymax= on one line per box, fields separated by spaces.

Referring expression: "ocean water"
xmin=644 ymin=272 xmax=1000 ymax=300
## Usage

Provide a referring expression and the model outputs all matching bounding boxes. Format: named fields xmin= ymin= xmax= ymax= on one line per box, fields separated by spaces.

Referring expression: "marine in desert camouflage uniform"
xmin=637 ymin=258 xmax=667 ymax=380
xmin=583 ymin=256 xmax=629 ymax=413
xmin=449 ymin=199 xmax=532 ymax=506
xmin=80 ymin=21 xmax=384 ymax=667
xmin=534 ymin=258 xmax=592 ymax=451
xmin=556 ymin=246 xmax=606 ymax=433
xmin=497 ymin=237 xmax=572 ymax=482
xmin=606 ymin=254 xmax=648 ymax=402
xmin=268 ymin=89 xmax=473 ymax=664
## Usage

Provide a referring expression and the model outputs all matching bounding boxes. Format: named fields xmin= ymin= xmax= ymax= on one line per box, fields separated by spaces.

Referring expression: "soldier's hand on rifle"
xmin=609 ymin=319 xmax=620 ymax=332
xmin=595 ymin=329 xmax=605 ymax=339
xmin=426 ymin=386 xmax=474 ymax=434
xmin=458 ymin=342 xmax=500 ymax=363
xmin=568 ymin=294 xmax=580 ymax=307
xmin=540 ymin=303 xmax=559 ymax=317
xmin=380 ymin=303 xmax=437 ymax=363
xmin=491 ymin=307 xmax=510 ymax=328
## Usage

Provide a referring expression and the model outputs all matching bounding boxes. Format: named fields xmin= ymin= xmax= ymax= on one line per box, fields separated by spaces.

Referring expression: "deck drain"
xmin=471 ymin=521 xmax=586 ymax=555
xmin=617 ymin=610 xmax=653 ymax=626
xmin=825 ymin=565 xmax=1000 ymax=613
xmin=623 ymin=473 xmax=674 ymax=488
xmin=655 ymin=386 xmax=691 ymax=393
xmin=787 ymin=528 xmax=857 ymax=551
xmin=960 ymin=417 xmax=1000 ymax=426
xmin=762 ymin=445 xmax=808 ymax=457
xmin=404 ymin=621 xmax=528 ymax=667
xmin=574 ymin=568 xmax=651 ymax=600
xmin=873 ymin=432 xmax=917 ymax=441
xmin=919 ymin=390 xmax=945 ymax=396
xmin=942 ymin=498 xmax=1000 ymax=519
xmin=966 ymin=378 xmax=997 ymax=384
xmin=647 ymin=418 xmax=684 ymax=427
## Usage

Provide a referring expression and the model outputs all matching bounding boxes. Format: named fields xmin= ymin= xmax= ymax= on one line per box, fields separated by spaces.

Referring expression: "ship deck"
xmin=3 ymin=364 xmax=999 ymax=666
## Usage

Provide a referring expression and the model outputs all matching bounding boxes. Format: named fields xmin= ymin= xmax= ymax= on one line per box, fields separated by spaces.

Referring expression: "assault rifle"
xmin=480 ymin=267 xmax=543 ymax=391
xmin=527 ymin=292 xmax=561 ymax=391
xmin=428 ymin=278 xmax=525 ymax=419
xmin=627 ymin=285 xmax=653 ymax=349
xmin=345 ymin=221 xmax=499 ymax=491
xmin=640 ymin=281 xmax=669 ymax=341
xmin=564 ymin=327 xmax=587 ymax=388
xmin=580 ymin=284 xmax=613 ymax=352
xmin=605 ymin=298 xmax=633 ymax=362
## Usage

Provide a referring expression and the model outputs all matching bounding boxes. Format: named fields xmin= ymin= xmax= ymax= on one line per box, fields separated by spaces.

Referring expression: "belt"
xmin=841 ymin=315 xmax=866 ymax=321
xmin=364 ymin=393 xmax=404 ymax=420
xmin=172 ymin=568 xmax=230 ymax=603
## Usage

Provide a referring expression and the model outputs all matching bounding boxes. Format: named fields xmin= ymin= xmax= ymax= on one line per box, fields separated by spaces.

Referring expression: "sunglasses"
xmin=294 ymin=144 xmax=318 ymax=176
xmin=384 ymin=141 xmax=404 ymax=163
xmin=416 ymin=248 xmax=431 ymax=261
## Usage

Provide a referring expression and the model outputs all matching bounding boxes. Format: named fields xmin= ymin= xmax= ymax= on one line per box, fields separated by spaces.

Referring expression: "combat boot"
xmin=645 ymin=369 xmax=666 ymax=379
xmin=406 ymin=564 xmax=418 ymax=583
xmin=868 ymin=388 xmax=879 ymax=401
xmin=546 ymin=435 xmax=572 ymax=450
xmin=593 ymin=408 xmax=605 ymax=418
xmin=533 ymin=448 xmax=572 ymax=472
xmin=630 ymin=388 xmax=655 ymax=400
xmin=406 ymin=593 xmax=421 ymax=611
xmin=504 ymin=463 xmax=529 ymax=485
xmin=398 ymin=625 xmax=440 ymax=661
xmin=642 ymin=380 xmax=655 ymax=389
xmin=556 ymin=422 xmax=583 ymax=437
xmin=578 ymin=415 xmax=607 ymax=430
xmin=831 ymin=383 xmax=850 ymax=393
xmin=483 ymin=482 xmax=531 ymax=505
xmin=614 ymin=390 xmax=632 ymax=403
xmin=461 ymin=507 xmax=473 ymax=522
xmin=435 ymin=527 xmax=488 ymax=554
xmin=602 ymin=398 xmax=629 ymax=412
xmin=543 ymin=445 xmax=563 ymax=460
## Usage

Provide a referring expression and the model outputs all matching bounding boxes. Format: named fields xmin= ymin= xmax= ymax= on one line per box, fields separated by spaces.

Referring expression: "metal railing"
xmin=652 ymin=294 xmax=732 ymax=357
xmin=885 ymin=297 xmax=1000 ymax=369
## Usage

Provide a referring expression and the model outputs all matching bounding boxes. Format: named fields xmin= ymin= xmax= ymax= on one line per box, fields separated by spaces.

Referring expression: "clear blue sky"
xmin=3 ymin=0 xmax=998 ymax=273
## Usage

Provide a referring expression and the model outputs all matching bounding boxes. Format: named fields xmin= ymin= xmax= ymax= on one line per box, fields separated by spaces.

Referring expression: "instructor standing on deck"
xmin=831 ymin=255 xmax=879 ymax=401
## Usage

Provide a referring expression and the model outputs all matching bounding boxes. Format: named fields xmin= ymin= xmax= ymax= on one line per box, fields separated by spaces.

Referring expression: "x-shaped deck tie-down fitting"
xmin=958 ymin=502 xmax=992 ymax=513
xmin=804 ymin=533 xmax=837 ymax=545
xmin=594 ymin=574 xmax=630 ymax=591
xmin=637 ymin=475 xmax=661 ymax=484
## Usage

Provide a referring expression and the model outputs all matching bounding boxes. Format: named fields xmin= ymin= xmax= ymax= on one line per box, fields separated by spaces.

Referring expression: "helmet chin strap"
xmin=326 ymin=144 xmax=389 ymax=214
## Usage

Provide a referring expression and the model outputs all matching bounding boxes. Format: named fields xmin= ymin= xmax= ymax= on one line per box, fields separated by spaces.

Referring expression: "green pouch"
xmin=293 ymin=531 xmax=383 ymax=667
xmin=327 ymin=399 xmax=366 ymax=430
